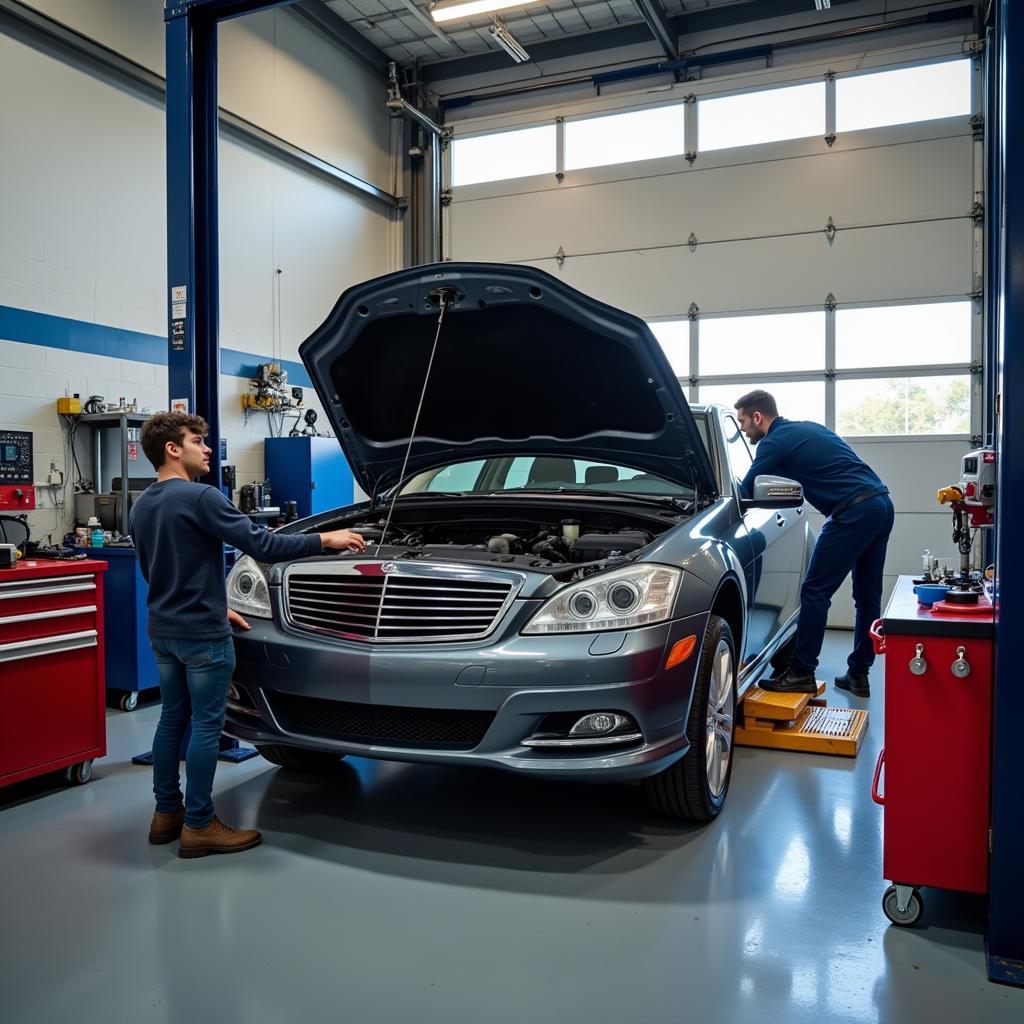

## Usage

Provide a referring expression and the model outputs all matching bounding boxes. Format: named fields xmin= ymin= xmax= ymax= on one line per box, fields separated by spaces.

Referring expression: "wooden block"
xmin=736 ymin=705 xmax=869 ymax=758
xmin=741 ymin=680 xmax=826 ymax=721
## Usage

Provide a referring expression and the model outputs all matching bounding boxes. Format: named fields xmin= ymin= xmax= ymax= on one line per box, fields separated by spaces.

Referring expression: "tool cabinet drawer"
xmin=0 ymin=574 xmax=98 ymax=618
xmin=0 ymin=632 xmax=103 ymax=777
xmin=0 ymin=603 xmax=98 ymax=644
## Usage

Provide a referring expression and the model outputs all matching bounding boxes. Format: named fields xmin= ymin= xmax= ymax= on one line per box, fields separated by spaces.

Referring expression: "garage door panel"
xmin=451 ymin=137 xmax=973 ymax=264
xmin=523 ymin=218 xmax=973 ymax=318
xmin=681 ymin=136 xmax=972 ymax=240
xmin=847 ymin=439 xmax=972 ymax=513
xmin=451 ymin=182 xmax=687 ymax=264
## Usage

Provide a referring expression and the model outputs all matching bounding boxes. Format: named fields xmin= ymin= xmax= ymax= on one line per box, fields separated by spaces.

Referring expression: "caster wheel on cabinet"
xmin=120 ymin=691 xmax=139 ymax=712
xmin=64 ymin=760 xmax=94 ymax=786
xmin=882 ymin=884 xmax=924 ymax=927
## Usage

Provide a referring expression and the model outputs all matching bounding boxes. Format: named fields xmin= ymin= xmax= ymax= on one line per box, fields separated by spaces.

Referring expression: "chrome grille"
xmin=283 ymin=562 xmax=521 ymax=643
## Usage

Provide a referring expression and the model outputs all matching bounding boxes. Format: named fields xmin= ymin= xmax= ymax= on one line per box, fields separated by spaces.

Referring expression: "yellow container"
xmin=57 ymin=396 xmax=81 ymax=414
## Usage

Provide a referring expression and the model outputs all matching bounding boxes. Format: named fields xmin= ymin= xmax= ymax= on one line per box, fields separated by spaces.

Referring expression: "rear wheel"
xmin=644 ymin=615 xmax=736 ymax=822
xmin=255 ymin=744 xmax=345 ymax=771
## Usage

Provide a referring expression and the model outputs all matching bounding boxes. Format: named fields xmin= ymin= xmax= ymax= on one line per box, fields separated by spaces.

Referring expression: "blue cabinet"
xmin=73 ymin=545 xmax=159 ymax=708
xmin=264 ymin=437 xmax=354 ymax=519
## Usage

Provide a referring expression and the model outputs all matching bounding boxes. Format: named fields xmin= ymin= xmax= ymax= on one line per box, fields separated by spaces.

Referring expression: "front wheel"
xmin=255 ymin=744 xmax=345 ymax=771
xmin=643 ymin=615 xmax=736 ymax=822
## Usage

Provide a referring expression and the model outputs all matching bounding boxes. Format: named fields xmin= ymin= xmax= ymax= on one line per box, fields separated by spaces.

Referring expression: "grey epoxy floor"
xmin=3 ymin=631 xmax=1022 ymax=1024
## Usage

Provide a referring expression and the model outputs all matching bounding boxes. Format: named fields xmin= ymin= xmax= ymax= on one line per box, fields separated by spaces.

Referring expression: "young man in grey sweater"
xmin=131 ymin=412 xmax=364 ymax=857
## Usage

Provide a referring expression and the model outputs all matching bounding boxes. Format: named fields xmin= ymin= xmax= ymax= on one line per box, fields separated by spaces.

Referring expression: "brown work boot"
xmin=178 ymin=816 xmax=262 ymax=859
xmin=149 ymin=805 xmax=185 ymax=845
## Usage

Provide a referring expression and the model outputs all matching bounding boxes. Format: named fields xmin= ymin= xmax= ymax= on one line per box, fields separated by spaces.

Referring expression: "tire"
xmin=882 ymin=885 xmax=924 ymax=927
xmin=120 ymin=691 xmax=139 ymax=712
xmin=255 ymin=743 xmax=345 ymax=771
xmin=643 ymin=615 xmax=737 ymax=823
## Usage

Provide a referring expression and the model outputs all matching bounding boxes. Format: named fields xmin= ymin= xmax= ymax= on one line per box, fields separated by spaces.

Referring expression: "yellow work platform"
xmin=736 ymin=681 xmax=869 ymax=757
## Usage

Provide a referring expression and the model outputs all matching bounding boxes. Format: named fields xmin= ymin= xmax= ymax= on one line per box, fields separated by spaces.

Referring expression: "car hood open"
xmin=299 ymin=263 xmax=717 ymax=498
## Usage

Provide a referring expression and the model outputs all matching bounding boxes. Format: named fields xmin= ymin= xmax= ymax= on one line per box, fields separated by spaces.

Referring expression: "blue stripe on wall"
xmin=0 ymin=304 xmax=313 ymax=389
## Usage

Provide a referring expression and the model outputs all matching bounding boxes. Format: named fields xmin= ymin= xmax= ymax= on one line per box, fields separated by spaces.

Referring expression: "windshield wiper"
xmin=514 ymin=487 xmax=692 ymax=512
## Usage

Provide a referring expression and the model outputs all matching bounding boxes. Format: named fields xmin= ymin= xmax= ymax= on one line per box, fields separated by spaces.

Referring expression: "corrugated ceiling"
xmin=323 ymin=0 xmax=755 ymax=64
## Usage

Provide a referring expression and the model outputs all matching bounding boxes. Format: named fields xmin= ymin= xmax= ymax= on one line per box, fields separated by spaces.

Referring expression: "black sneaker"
xmin=835 ymin=670 xmax=870 ymax=698
xmin=760 ymin=665 xmax=818 ymax=694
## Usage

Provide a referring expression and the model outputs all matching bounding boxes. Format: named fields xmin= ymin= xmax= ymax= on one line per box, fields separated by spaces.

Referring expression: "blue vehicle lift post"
xmin=161 ymin=0 xmax=297 ymax=765
xmin=988 ymin=0 xmax=1024 ymax=987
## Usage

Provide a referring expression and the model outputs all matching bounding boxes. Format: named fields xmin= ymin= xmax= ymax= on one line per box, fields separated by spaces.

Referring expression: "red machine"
xmin=871 ymin=576 xmax=993 ymax=926
xmin=0 ymin=558 xmax=108 ymax=787
xmin=0 ymin=429 xmax=36 ymax=511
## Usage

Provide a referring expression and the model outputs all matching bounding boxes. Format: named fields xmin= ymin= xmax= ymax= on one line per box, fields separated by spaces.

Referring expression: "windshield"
xmin=401 ymin=454 xmax=696 ymax=498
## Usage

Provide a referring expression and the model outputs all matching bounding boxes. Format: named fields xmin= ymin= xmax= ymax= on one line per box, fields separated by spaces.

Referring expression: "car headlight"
xmin=523 ymin=564 xmax=681 ymax=634
xmin=226 ymin=555 xmax=272 ymax=619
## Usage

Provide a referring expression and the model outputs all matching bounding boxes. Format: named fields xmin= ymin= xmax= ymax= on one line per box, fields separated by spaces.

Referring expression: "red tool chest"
xmin=0 ymin=558 xmax=108 ymax=788
xmin=871 ymin=575 xmax=993 ymax=926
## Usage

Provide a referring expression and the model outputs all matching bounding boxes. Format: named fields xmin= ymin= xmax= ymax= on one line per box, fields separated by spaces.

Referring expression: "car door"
xmin=719 ymin=412 xmax=796 ymax=658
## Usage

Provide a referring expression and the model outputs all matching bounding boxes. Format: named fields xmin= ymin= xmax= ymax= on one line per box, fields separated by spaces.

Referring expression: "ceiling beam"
xmin=633 ymin=0 xmax=678 ymax=60
xmin=420 ymin=0 xmax=973 ymax=85
xmin=291 ymin=0 xmax=392 ymax=75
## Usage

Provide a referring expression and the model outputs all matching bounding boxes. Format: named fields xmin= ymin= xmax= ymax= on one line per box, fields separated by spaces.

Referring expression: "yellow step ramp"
xmin=736 ymin=681 xmax=869 ymax=757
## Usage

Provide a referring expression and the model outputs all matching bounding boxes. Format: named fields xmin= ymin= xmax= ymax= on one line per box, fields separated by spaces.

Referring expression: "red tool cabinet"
xmin=0 ymin=559 xmax=108 ymax=788
xmin=871 ymin=575 xmax=993 ymax=926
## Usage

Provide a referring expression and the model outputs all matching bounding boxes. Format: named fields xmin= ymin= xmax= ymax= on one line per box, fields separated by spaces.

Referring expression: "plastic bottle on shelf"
xmin=87 ymin=516 xmax=104 ymax=549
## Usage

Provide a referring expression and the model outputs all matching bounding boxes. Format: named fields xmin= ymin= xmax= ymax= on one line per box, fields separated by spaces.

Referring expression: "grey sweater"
xmin=130 ymin=478 xmax=321 ymax=638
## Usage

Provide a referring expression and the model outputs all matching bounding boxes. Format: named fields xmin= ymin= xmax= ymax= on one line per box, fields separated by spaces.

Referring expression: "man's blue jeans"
xmin=792 ymin=493 xmax=895 ymax=675
xmin=150 ymin=636 xmax=235 ymax=828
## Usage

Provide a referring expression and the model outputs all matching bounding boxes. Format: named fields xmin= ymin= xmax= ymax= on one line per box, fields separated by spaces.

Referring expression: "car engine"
xmin=341 ymin=518 xmax=656 ymax=573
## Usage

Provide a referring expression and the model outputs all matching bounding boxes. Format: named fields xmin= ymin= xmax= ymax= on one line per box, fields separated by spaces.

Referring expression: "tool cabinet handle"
xmin=870 ymin=618 xmax=886 ymax=655
xmin=871 ymin=748 xmax=886 ymax=806
xmin=0 ymin=582 xmax=95 ymax=601
xmin=0 ymin=605 xmax=96 ymax=626
xmin=0 ymin=629 xmax=98 ymax=664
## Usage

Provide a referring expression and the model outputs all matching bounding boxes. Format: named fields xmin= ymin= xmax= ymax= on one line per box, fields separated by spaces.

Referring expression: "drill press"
xmin=936 ymin=448 xmax=996 ymax=603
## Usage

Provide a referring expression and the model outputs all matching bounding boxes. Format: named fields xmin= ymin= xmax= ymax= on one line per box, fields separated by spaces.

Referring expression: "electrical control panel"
xmin=0 ymin=430 xmax=35 ymax=510
xmin=0 ymin=430 xmax=32 ymax=483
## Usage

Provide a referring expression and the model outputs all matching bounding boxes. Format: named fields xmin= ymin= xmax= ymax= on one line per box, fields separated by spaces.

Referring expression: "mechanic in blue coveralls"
xmin=734 ymin=390 xmax=894 ymax=698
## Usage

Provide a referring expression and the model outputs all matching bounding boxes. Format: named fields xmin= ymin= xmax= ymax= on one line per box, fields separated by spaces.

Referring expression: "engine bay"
xmin=311 ymin=501 xmax=683 ymax=577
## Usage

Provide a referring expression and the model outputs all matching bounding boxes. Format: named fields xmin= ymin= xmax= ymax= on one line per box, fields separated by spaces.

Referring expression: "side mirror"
xmin=741 ymin=475 xmax=804 ymax=512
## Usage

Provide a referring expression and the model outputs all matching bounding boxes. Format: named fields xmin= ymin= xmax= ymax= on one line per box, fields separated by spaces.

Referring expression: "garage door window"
xmin=565 ymin=105 xmax=687 ymax=171
xmin=699 ymin=382 xmax=826 ymax=425
xmin=836 ymin=375 xmax=970 ymax=436
xmin=698 ymin=82 xmax=825 ymax=152
xmin=452 ymin=124 xmax=556 ymax=186
xmin=647 ymin=320 xmax=689 ymax=376
xmin=836 ymin=302 xmax=972 ymax=368
xmin=836 ymin=59 xmax=972 ymax=133
xmin=700 ymin=311 xmax=824 ymax=376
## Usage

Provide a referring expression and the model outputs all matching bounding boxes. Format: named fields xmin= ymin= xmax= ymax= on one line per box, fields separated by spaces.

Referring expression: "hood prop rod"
xmin=374 ymin=288 xmax=454 ymax=557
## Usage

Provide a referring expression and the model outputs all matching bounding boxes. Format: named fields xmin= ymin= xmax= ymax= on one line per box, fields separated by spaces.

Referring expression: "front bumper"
xmin=225 ymin=609 xmax=709 ymax=781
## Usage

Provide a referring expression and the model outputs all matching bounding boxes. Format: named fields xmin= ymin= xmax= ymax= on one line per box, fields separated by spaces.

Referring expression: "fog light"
xmin=570 ymin=712 xmax=631 ymax=737
xmin=226 ymin=681 xmax=260 ymax=717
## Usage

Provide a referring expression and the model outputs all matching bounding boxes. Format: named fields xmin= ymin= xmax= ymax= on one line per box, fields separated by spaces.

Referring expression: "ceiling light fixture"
xmin=488 ymin=16 xmax=530 ymax=63
xmin=814 ymin=0 xmax=831 ymax=9
xmin=430 ymin=0 xmax=542 ymax=25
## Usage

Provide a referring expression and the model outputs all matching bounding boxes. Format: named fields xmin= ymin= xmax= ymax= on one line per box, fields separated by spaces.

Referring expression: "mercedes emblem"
xmin=381 ymin=561 xmax=398 ymax=574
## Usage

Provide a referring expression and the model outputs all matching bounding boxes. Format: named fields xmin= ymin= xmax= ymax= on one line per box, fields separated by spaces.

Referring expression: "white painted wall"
xmin=0 ymin=3 xmax=398 ymax=543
